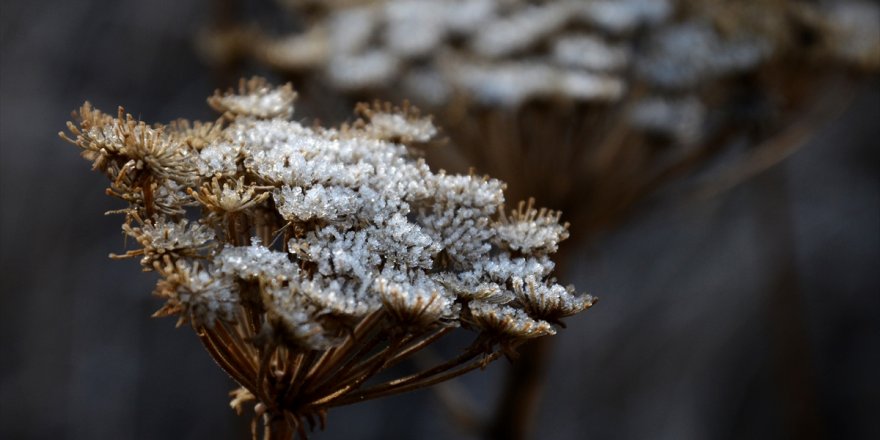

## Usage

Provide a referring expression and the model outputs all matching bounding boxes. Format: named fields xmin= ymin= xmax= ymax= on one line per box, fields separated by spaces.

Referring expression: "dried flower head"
xmin=190 ymin=177 xmax=271 ymax=214
xmin=209 ymin=77 xmax=298 ymax=120
xmin=114 ymin=217 xmax=215 ymax=266
xmin=495 ymin=198 xmax=570 ymax=255
xmin=354 ymin=100 xmax=438 ymax=143
xmin=61 ymin=78 xmax=592 ymax=439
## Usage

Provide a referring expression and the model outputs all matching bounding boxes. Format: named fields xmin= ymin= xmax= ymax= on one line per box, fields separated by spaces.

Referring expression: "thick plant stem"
xmin=753 ymin=166 xmax=824 ymax=439
xmin=264 ymin=413 xmax=295 ymax=440
xmin=485 ymin=338 xmax=552 ymax=440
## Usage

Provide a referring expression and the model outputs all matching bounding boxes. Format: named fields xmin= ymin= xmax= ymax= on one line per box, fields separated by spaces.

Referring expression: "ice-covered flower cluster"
xmin=61 ymin=78 xmax=592 ymax=438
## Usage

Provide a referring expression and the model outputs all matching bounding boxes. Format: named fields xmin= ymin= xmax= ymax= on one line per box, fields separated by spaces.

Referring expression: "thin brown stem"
xmin=215 ymin=321 xmax=260 ymax=371
xmin=308 ymin=337 xmax=407 ymax=406
xmin=198 ymin=329 xmax=257 ymax=391
xmin=303 ymin=310 xmax=383 ymax=386
xmin=382 ymin=326 xmax=454 ymax=371
xmin=335 ymin=339 xmax=488 ymax=403
xmin=280 ymin=351 xmax=307 ymax=408
xmin=263 ymin=412 xmax=295 ymax=440
xmin=486 ymin=338 xmax=552 ymax=440
xmin=329 ymin=350 xmax=503 ymax=407
xmin=302 ymin=327 xmax=387 ymax=397
xmin=281 ymin=348 xmax=322 ymax=410
xmin=257 ymin=343 xmax=277 ymax=398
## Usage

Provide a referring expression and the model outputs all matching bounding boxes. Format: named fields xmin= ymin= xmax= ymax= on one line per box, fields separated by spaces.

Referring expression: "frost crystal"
xmin=217 ymin=242 xmax=298 ymax=282
xmin=273 ymin=185 xmax=360 ymax=222
xmin=62 ymin=78 xmax=591 ymax=437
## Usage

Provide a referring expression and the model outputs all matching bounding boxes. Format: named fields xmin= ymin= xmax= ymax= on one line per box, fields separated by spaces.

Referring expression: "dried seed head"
xmin=117 ymin=218 xmax=215 ymax=267
xmin=64 ymin=78 xmax=595 ymax=433
xmin=190 ymin=176 xmax=271 ymax=214
xmin=355 ymin=101 xmax=438 ymax=143
xmin=433 ymin=273 xmax=513 ymax=304
xmin=375 ymin=276 xmax=458 ymax=328
xmin=153 ymin=259 xmax=239 ymax=327
xmin=166 ymin=118 xmax=226 ymax=151
xmin=495 ymin=198 xmax=570 ymax=255
xmin=208 ymin=76 xmax=297 ymax=120
xmin=468 ymin=300 xmax=556 ymax=339
xmin=511 ymin=275 xmax=596 ymax=323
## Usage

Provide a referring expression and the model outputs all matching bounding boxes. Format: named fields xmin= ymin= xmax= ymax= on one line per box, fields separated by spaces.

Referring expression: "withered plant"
xmin=60 ymin=78 xmax=593 ymax=439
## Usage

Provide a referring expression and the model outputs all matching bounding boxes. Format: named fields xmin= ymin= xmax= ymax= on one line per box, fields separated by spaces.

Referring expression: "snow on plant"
xmin=60 ymin=77 xmax=594 ymax=439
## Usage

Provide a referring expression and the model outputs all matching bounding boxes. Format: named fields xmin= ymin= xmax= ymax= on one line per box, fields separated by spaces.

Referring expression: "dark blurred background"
xmin=1 ymin=1 xmax=878 ymax=439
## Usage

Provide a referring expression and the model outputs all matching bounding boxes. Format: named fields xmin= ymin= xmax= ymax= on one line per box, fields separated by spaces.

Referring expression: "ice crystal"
xmin=273 ymin=185 xmax=360 ymax=223
xmin=216 ymin=242 xmax=298 ymax=282
xmin=62 ymin=78 xmax=590 ymax=439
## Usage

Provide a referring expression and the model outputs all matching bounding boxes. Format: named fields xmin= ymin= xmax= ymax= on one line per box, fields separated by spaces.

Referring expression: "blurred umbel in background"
xmin=200 ymin=1 xmax=880 ymax=439
xmin=205 ymin=0 xmax=879 ymax=236
xmin=1 ymin=0 xmax=879 ymax=439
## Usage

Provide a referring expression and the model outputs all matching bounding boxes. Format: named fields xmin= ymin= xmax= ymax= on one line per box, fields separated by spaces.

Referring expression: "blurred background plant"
xmin=1 ymin=0 xmax=879 ymax=439
xmin=199 ymin=0 xmax=880 ymax=438
xmin=204 ymin=0 xmax=878 ymax=238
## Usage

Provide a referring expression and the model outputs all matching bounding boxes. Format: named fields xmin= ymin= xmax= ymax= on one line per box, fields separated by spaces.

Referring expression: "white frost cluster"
xmin=75 ymin=80 xmax=591 ymax=348
xmin=273 ymin=185 xmax=360 ymax=223
xmin=217 ymin=242 xmax=299 ymax=282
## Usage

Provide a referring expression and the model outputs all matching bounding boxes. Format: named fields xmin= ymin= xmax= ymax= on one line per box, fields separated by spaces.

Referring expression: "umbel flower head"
xmin=60 ymin=77 xmax=594 ymax=439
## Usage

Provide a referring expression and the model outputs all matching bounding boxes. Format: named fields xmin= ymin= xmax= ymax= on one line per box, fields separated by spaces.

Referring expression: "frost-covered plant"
xmin=60 ymin=77 xmax=593 ymax=439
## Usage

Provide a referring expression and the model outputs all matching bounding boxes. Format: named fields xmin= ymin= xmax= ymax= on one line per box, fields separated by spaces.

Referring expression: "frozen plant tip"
xmin=60 ymin=77 xmax=594 ymax=439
